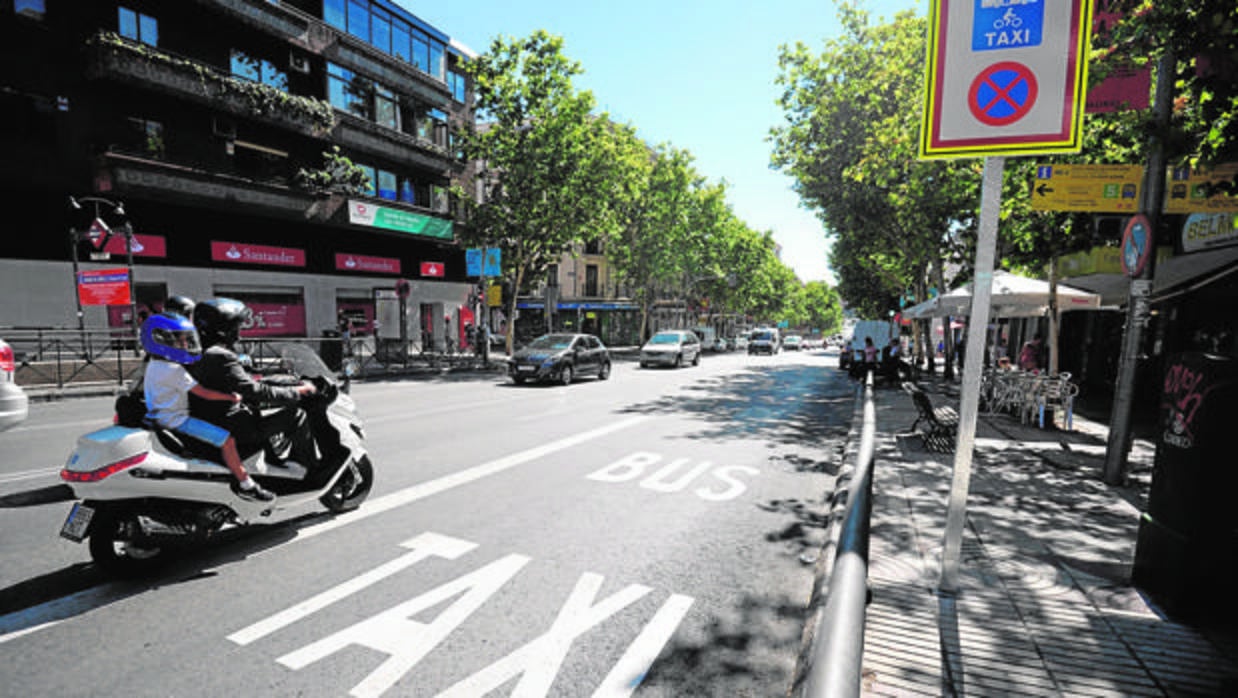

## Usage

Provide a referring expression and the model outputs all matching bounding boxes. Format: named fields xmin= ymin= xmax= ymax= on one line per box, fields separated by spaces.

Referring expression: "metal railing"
xmin=797 ymin=372 xmax=876 ymax=697
xmin=3 ymin=328 xmax=503 ymax=391
xmin=4 ymin=327 xmax=144 ymax=389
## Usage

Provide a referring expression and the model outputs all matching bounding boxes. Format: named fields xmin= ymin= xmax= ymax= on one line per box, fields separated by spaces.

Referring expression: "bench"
xmin=902 ymin=382 xmax=958 ymax=452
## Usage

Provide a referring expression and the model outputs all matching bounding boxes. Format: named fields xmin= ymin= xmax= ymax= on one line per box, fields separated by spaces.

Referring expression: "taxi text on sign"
xmin=920 ymin=0 xmax=1093 ymax=159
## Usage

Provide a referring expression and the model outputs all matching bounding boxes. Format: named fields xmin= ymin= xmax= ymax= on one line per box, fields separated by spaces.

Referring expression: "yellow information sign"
xmin=1165 ymin=164 xmax=1238 ymax=214
xmin=1030 ymin=164 xmax=1143 ymax=212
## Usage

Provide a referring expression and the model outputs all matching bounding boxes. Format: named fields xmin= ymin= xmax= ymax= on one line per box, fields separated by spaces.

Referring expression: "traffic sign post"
xmin=920 ymin=0 xmax=1093 ymax=159
xmin=920 ymin=0 xmax=1091 ymax=593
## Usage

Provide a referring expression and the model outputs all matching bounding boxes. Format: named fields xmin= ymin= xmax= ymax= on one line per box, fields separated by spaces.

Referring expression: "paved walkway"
xmin=858 ymin=376 xmax=1238 ymax=696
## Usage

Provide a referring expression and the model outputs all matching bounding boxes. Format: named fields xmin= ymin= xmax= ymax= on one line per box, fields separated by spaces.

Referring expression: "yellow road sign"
xmin=1029 ymin=164 xmax=1143 ymax=212
xmin=1165 ymin=164 xmax=1238 ymax=214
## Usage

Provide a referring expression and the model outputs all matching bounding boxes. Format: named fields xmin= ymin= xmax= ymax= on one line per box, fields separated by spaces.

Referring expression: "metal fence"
xmin=3 ymin=327 xmax=501 ymax=390
xmin=796 ymin=373 xmax=877 ymax=697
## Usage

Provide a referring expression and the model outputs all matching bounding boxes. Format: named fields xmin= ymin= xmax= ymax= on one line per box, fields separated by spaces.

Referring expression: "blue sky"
xmin=408 ymin=0 xmax=923 ymax=285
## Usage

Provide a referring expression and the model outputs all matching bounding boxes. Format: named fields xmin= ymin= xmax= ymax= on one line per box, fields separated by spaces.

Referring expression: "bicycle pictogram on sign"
xmin=968 ymin=61 xmax=1038 ymax=126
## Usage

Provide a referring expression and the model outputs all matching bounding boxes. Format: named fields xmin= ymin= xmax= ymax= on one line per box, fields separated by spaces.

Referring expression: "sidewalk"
xmin=857 ymin=376 xmax=1238 ymax=696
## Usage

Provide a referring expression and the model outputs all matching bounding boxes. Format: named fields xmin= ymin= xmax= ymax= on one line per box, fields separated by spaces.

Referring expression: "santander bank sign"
xmin=211 ymin=241 xmax=305 ymax=267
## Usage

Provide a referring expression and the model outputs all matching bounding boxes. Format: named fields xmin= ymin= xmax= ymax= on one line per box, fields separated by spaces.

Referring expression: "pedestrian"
xmin=1019 ymin=333 xmax=1043 ymax=372
xmin=337 ymin=309 xmax=352 ymax=356
xmin=991 ymin=336 xmax=1008 ymax=367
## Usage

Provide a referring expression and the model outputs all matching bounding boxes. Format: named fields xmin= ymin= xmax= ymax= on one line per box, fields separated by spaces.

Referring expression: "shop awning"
xmin=901 ymin=271 xmax=1102 ymax=318
xmin=1063 ymin=246 xmax=1238 ymax=306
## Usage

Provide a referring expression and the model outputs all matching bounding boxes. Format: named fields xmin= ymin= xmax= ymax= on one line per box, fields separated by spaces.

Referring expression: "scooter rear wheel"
xmin=320 ymin=455 xmax=374 ymax=514
xmin=88 ymin=507 xmax=168 ymax=578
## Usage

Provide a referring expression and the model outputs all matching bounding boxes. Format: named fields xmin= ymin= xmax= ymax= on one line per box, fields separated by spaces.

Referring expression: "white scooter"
xmin=57 ymin=342 xmax=373 ymax=576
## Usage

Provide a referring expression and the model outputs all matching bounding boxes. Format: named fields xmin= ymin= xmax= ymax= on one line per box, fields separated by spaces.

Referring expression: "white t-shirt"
xmin=144 ymin=359 xmax=197 ymax=429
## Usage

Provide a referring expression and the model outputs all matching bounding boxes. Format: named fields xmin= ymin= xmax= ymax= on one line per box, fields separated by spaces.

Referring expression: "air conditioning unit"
xmin=289 ymin=51 xmax=310 ymax=74
xmin=211 ymin=116 xmax=236 ymax=139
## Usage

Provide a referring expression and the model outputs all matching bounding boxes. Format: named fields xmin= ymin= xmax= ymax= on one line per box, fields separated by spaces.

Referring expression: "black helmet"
xmin=194 ymin=297 xmax=251 ymax=347
xmin=164 ymin=295 xmax=195 ymax=318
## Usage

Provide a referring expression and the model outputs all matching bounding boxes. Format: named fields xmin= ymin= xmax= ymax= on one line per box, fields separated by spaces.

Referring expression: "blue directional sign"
xmin=483 ymin=247 xmax=501 ymax=276
xmin=465 ymin=248 xmax=482 ymax=277
xmin=973 ymin=0 xmax=1043 ymax=52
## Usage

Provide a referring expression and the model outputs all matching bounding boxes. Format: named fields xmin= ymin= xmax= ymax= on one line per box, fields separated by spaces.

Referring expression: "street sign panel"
xmin=465 ymin=248 xmax=482 ymax=277
xmin=921 ymin=0 xmax=1092 ymax=159
xmin=1165 ymin=164 xmax=1238 ymax=214
xmin=483 ymin=247 xmax=502 ymax=277
xmin=1030 ymin=164 xmax=1143 ymax=212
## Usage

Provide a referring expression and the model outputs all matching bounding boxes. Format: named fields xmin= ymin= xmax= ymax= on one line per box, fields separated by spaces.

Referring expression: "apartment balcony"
xmin=97 ymin=151 xmax=321 ymax=220
xmin=85 ymin=32 xmax=335 ymax=138
xmin=187 ymin=0 xmax=314 ymax=46
xmin=191 ymin=0 xmax=453 ymax=109
xmin=332 ymin=113 xmax=460 ymax=175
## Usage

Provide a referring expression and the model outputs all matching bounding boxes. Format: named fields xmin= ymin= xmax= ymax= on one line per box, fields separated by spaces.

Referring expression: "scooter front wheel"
xmin=320 ymin=455 xmax=374 ymax=514
xmin=88 ymin=507 xmax=169 ymax=578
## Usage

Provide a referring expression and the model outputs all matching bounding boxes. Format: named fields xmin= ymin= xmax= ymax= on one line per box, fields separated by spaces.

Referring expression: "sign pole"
xmin=940 ymin=155 xmax=1004 ymax=593
xmin=1103 ymin=50 xmax=1175 ymax=484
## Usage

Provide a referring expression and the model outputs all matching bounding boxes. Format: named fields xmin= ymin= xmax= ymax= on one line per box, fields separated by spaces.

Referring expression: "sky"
xmin=406 ymin=0 xmax=924 ymax=286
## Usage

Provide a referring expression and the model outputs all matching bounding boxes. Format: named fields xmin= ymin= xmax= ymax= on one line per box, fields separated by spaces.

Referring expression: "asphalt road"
xmin=0 ymin=348 xmax=855 ymax=697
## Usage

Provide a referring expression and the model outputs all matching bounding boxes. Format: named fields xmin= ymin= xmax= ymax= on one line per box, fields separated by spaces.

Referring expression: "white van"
xmin=839 ymin=320 xmax=897 ymax=370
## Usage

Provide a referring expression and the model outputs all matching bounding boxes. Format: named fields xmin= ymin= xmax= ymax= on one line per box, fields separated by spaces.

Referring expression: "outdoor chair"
xmin=902 ymin=381 xmax=958 ymax=453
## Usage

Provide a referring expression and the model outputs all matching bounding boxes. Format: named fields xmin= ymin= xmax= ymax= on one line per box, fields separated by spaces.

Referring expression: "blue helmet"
xmin=141 ymin=312 xmax=202 ymax=365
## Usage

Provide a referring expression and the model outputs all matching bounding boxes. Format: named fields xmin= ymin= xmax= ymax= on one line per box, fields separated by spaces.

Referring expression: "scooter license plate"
xmin=59 ymin=502 xmax=95 ymax=542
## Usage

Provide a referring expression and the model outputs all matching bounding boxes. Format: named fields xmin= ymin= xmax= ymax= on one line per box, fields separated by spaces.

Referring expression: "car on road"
xmin=782 ymin=334 xmax=803 ymax=351
xmin=640 ymin=330 xmax=702 ymax=368
xmin=508 ymin=333 xmax=611 ymax=385
xmin=748 ymin=327 xmax=780 ymax=355
xmin=0 ymin=338 xmax=29 ymax=432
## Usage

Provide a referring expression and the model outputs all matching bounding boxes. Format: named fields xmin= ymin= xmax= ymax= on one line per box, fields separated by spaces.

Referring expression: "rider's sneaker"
xmin=233 ymin=481 xmax=276 ymax=502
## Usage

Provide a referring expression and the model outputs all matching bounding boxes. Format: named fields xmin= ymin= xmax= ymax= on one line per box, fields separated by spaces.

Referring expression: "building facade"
xmin=1 ymin=0 xmax=477 ymax=352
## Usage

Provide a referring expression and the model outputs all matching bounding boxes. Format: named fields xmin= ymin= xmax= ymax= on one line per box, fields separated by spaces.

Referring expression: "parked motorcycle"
xmin=58 ymin=342 xmax=373 ymax=576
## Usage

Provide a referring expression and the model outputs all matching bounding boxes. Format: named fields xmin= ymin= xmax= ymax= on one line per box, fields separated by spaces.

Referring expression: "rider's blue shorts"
xmin=173 ymin=416 xmax=231 ymax=449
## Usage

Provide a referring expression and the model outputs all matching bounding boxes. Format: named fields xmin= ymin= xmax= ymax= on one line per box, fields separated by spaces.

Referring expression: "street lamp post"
xmin=68 ymin=196 xmax=138 ymax=353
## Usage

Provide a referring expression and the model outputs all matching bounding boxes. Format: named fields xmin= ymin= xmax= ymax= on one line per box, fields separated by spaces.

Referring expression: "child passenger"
xmin=140 ymin=313 xmax=275 ymax=502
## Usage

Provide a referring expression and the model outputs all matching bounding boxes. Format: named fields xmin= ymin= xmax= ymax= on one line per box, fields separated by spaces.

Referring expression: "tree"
xmin=803 ymin=280 xmax=844 ymax=335
xmin=456 ymin=31 xmax=640 ymax=352
xmin=1095 ymin=0 xmax=1238 ymax=177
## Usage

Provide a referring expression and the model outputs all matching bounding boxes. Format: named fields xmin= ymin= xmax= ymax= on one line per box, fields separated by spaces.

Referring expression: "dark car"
xmin=508 ymin=333 xmax=611 ymax=385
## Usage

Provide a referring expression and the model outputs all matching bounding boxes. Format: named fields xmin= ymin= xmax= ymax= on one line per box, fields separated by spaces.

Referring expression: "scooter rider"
xmin=189 ymin=298 xmax=320 ymax=468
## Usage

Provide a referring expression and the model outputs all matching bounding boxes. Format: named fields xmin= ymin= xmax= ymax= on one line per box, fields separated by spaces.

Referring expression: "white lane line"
xmin=0 ymin=416 xmax=648 ymax=642
xmin=0 ymin=466 xmax=63 ymax=484
xmin=290 ymin=416 xmax=648 ymax=542
xmin=592 ymin=594 xmax=695 ymax=698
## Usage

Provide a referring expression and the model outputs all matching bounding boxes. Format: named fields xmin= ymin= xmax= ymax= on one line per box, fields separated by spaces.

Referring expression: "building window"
xmin=547 ymin=264 xmax=559 ymax=287
xmin=411 ymin=28 xmax=429 ymax=74
xmin=14 ymin=0 xmax=45 ymax=20
xmin=584 ymin=239 xmax=602 ymax=255
xmin=357 ymin=164 xmax=377 ymax=197
xmin=448 ymin=70 xmax=467 ymax=103
xmin=323 ymin=0 xmax=345 ymax=30
xmin=429 ymin=40 xmax=445 ymax=81
xmin=375 ymin=84 xmax=399 ymax=130
xmin=431 ymin=185 xmax=448 ymax=212
xmin=346 ymin=0 xmax=369 ymax=41
xmin=377 ymin=169 xmax=397 ymax=201
xmin=124 ymin=117 xmax=165 ymax=160
xmin=392 ymin=20 xmax=410 ymax=63
xmin=371 ymin=8 xmax=391 ymax=54
xmin=328 ymin=62 xmax=370 ymax=119
xmin=118 ymin=6 xmax=158 ymax=46
xmin=399 ymin=178 xmax=415 ymax=204
xmin=230 ymin=50 xmax=288 ymax=91
xmin=585 ymin=265 xmax=599 ymax=296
